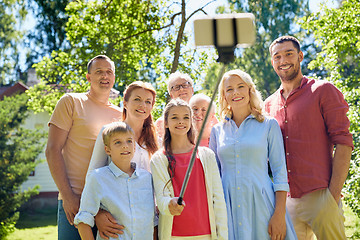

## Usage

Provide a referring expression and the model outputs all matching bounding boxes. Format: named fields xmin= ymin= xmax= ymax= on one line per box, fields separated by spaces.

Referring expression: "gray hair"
xmin=166 ymin=72 xmax=194 ymax=93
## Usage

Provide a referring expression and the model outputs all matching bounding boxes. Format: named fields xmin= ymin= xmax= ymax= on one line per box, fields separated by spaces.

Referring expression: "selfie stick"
xmin=177 ymin=17 xmax=241 ymax=205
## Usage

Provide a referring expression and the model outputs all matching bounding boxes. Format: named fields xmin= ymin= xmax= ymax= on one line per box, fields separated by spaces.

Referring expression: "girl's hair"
xmin=123 ymin=81 xmax=158 ymax=154
xmin=218 ymin=69 xmax=265 ymax=123
xmin=102 ymin=122 xmax=134 ymax=147
xmin=163 ymin=98 xmax=195 ymax=180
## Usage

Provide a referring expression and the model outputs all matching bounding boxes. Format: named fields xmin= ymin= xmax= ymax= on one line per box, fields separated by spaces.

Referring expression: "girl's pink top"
xmin=171 ymin=150 xmax=211 ymax=236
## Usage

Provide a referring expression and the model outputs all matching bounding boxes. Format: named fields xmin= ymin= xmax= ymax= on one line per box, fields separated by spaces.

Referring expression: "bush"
xmin=0 ymin=93 xmax=45 ymax=239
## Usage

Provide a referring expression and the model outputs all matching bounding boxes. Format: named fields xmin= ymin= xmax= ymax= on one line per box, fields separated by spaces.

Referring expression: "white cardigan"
xmin=150 ymin=147 xmax=228 ymax=240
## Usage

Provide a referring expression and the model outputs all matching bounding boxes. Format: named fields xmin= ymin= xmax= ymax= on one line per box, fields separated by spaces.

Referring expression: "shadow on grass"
xmin=16 ymin=207 xmax=57 ymax=229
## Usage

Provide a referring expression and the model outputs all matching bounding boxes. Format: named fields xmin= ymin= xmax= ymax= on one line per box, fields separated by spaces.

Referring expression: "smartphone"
xmin=193 ymin=13 xmax=256 ymax=48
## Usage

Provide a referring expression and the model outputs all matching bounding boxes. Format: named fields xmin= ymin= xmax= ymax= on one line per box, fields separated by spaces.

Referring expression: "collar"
xmin=279 ymin=76 xmax=308 ymax=94
xmin=225 ymin=114 xmax=255 ymax=123
xmin=108 ymin=161 xmax=137 ymax=178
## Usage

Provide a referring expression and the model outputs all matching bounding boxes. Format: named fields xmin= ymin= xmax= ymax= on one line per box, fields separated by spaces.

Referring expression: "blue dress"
xmin=209 ymin=115 xmax=297 ymax=240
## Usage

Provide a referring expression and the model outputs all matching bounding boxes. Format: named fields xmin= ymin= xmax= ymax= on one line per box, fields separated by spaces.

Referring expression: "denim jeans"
xmin=57 ymin=200 xmax=81 ymax=240
xmin=57 ymin=200 xmax=99 ymax=239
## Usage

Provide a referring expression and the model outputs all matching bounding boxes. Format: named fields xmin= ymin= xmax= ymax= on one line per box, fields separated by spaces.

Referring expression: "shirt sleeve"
xmin=48 ymin=94 xmax=74 ymax=131
xmin=320 ymin=82 xmax=354 ymax=149
xmin=86 ymin=125 xmax=110 ymax=182
xmin=150 ymin=151 xmax=173 ymax=216
xmin=74 ymin=171 xmax=102 ymax=227
xmin=267 ymin=118 xmax=290 ymax=192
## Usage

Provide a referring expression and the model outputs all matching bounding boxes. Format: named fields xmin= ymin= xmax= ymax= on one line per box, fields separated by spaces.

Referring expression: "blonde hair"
xmin=218 ymin=69 xmax=264 ymax=123
xmin=102 ymin=122 xmax=134 ymax=147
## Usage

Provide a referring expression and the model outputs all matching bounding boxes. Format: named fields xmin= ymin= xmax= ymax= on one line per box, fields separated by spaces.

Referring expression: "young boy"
xmin=74 ymin=122 xmax=156 ymax=240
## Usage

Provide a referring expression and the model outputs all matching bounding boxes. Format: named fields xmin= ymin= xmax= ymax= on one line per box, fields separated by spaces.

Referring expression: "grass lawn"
xmin=5 ymin=204 xmax=360 ymax=239
xmin=6 ymin=207 xmax=57 ymax=240
xmin=344 ymin=204 xmax=360 ymax=239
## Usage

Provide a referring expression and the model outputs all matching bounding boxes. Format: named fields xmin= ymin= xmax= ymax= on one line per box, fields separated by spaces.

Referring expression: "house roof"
xmin=0 ymin=82 xmax=29 ymax=100
xmin=0 ymin=82 xmax=120 ymax=100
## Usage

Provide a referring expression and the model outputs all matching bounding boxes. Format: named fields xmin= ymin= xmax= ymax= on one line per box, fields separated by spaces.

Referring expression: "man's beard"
xmin=278 ymin=64 xmax=300 ymax=82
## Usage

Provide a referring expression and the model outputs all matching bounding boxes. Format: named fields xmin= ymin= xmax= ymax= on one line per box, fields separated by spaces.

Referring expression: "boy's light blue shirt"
xmin=74 ymin=162 xmax=155 ymax=240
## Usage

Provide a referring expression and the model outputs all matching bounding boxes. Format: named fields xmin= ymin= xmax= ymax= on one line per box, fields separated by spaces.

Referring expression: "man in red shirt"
xmin=265 ymin=36 xmax=353 ymax=239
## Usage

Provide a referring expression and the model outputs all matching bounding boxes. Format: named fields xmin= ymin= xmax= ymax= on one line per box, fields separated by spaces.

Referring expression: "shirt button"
xmin=239 ymin=222 xmax=242 ymax=226
xmin=286 ymin=136 xmax=289 ymax=139
xmin=285 ymin=120 xmax=288 ymax=123
xmin=286 ymin=153 xmax=289 ymax=156
xmin=131 ymin=204 xmax=134 ymax=207
xmin=288 ymin=170 xmax=291 ymax=172
xmin=238 ymin=205 xmax=240 ymax=208
xmin=237 ymin=171 xmax=240 ymax=174
xmin=237 ymin=187 xmax=240 ymax=190
xmin=284 ymin=105 xmax=287 ymax=108
xmin=236 ymin=154 xmax=239 ymax=157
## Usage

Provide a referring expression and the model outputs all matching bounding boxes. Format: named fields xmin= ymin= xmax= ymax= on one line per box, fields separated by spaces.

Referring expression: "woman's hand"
xmin=168 ymin=197 xmax=185 ymax=216
xmin=268 ymin=191 xmax=287 ymax=240
xmin=95 ymin=209 xmax=124 ymax=239
xmin=268 ymin=211 xmax=286 ymax=240
xmin=268 ymin=209 xmax=286 ymax=240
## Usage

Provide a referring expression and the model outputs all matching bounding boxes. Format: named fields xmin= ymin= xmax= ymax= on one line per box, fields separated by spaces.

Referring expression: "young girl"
xmin=150 ymin=99 xmax=228 ymax=240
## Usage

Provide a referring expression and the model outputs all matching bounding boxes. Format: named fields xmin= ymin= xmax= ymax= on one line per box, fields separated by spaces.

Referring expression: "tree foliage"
xmin=299 ymin=0 xmax=360 ymax=218
xmin=25 ymin=0 xmax=70 ymax=69
xmin=204 ymin=0 xmax=311 ymax=97
xmin=0 ymin=93 xmax=46 ymax=239
xmin=29 ymin=0 xmax=167 ymax=114
xmin=28 ymin=0 xmax=217 ymax=119
xmin=0 ymin=0 xmax=27 ymax=85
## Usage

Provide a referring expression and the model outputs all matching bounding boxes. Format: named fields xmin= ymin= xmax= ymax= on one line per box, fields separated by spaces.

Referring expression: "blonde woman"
xmin=209 ymin=69 xmax=297 ymax=240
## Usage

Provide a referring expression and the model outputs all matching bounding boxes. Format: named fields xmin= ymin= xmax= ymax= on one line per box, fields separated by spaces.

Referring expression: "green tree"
xmin=0 ymin=93 xmax=46 ymax=239
xmin=28 ymin=0 xmax=167 ymax=114
xmin=28 ymin=0 xmax=217 ymax=119
xmin=204 ymin=0 xmax=311 ymax=97
xmin=299 ymin=0 xmax=360 ymax=217
xmin=25 ymin=0 xmax=70 ymax=68
xmin=0 ymin=0 xmax=27 ymax=85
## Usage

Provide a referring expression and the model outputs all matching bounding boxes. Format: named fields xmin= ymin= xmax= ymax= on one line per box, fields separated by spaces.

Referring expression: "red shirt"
xmin=265 ymin=77 xmax=353 ymax=198
xmin=171 ymin=151 xmax=211 ymax=236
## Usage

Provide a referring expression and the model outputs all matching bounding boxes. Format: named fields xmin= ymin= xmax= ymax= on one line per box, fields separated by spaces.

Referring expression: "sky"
xmin=19 ymin=0 xmax=338 ymax=71
xmin=22 ymin=0 xmax=339 ymax=33
xmin=187 ymin=0 xmax=338 ymax=16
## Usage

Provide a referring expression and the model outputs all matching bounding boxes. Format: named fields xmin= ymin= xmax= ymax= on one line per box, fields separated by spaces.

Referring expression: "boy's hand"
xmin=168 ymin=197 xmax=185 ymax=216
xmin=95 ymin=209 xmax=124 ymax=239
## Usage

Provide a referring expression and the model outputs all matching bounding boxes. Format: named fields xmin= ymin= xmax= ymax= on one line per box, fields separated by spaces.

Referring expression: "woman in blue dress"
xmin=209 ymin=69 xmax=297 ymax=240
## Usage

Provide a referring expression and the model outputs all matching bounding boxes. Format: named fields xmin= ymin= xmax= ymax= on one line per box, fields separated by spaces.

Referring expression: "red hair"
xmin=123 ymin=81 xmax=158 ymax=155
